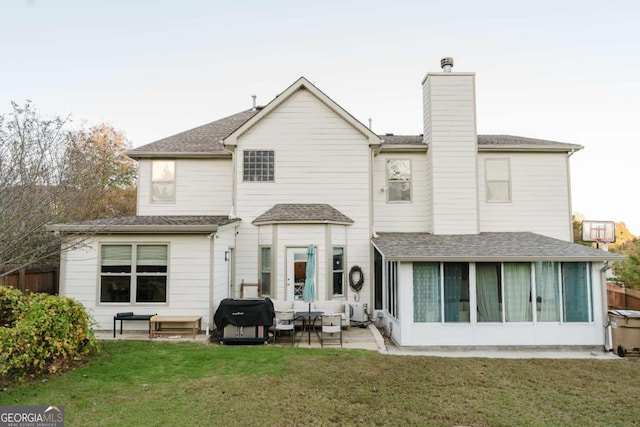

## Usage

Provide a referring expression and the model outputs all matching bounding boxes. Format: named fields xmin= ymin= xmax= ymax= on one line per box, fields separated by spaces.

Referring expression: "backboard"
xmin=581 ymin=220 xmax=616 ymax=243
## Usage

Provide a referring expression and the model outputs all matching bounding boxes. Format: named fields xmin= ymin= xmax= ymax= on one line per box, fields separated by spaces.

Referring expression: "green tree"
xmin=0 ymin=102 xmax=137 ymax=272
xmin=613 ymin=239 xmax=640 ymax=290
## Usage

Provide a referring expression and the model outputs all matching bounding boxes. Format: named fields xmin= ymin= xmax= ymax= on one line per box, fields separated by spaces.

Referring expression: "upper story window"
xmin=386 ymin=159 xmax=411 ymax=202
xmin=485 ymin=158 xmax=511 ymax=202
xmin=243 ymin=150 xmax=274 ymax=182
xmin=151 ymin=160 xmax=175 ymax=203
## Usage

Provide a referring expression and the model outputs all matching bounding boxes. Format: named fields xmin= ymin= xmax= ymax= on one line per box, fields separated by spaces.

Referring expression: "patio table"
xmin=295 ymin=311 xmax=323 ymax=345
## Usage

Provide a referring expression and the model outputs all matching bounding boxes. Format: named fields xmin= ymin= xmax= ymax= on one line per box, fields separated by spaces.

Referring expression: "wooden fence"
xmin=607 ymin=282 xmax=640 ymax=311
xmin=0 ymin=266 xmax=59 ymax=295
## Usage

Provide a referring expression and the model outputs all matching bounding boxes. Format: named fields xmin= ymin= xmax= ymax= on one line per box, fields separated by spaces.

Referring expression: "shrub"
xmin=0 ymin=286 xmax=97 ymax=382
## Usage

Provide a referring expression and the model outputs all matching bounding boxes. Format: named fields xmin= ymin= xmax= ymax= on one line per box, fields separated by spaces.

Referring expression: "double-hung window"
xmin=386 ymin=159 xmax=411 ymax=202
xmin=151 ymin=160 xmax=176 ymax=203
xmin=243 ymin=150 xmax=274 ymax=182
xmin=485 ymin=158 xmax=511 ymax=202
xmin=100 ymin=244 xmax=168 ymax=304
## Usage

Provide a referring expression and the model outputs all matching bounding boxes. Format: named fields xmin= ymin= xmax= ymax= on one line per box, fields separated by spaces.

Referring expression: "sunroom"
xmin=372 ymin=232 xmax=624 ymax=348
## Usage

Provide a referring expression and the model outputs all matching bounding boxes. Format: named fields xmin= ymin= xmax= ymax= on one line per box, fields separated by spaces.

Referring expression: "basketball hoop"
xmin=594 ymin=238 xmax=608 ymax=251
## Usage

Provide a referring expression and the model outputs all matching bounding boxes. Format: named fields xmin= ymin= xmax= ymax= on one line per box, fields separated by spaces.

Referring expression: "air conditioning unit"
xmin=350 ymin=303 xmax=368 ymax=323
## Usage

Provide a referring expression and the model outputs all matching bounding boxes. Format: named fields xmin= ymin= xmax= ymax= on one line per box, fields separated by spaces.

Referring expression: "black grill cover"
xmin=214 ymin=298 xmax=275 ymax=330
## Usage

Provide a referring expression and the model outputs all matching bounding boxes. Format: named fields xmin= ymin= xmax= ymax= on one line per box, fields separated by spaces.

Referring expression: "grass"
xmin=1 ymin=341 xmax=640 ymax=426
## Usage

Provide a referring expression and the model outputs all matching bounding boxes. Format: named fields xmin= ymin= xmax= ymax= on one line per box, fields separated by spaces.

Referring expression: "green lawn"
xmin=1 ymin=341 xmax=639 ymax=426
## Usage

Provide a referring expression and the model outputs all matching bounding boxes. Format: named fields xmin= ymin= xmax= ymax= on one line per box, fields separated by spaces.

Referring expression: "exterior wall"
xmin=211 ymin=227 xmax=237 ymax=324
xmin=478 ymin=152 xmax=572 ymax=241
xmin=373 ymin=153 xmax=429 ymax=232
xmin=387 ymin=261 xmax=607 ymax=348
xmin=60 ymin=234 xmax=214 ymax=331
xmin=233 ymin=88 xmax=371 ymax=305
xmin=137 ymin=158 xmax=232 ymax=216
xmin=423 ymin=73 xmax=479 ymax=235
xmin=274 ymin=224 xmax=327 ymax=301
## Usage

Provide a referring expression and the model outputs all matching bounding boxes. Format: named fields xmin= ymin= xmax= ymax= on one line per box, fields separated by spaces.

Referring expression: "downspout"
xmin=601 ymin=261 xmax=613 ymax=352
xmin=566 ymin=148 xmax=577 ymax=242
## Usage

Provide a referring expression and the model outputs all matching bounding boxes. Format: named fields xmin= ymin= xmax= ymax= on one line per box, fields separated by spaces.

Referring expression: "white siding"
xmin=234 ymin=88 xmax=371 ymax=305
xmin=137 ymin=158 xmax=232 ymax=216
xmin=212 ymin=227 xmax=237 ymax=326
xmin=61 ymin=234 xmax=213 ymax=331
xmin=478 ymin=152 xmax=572 ymax=241
xmin=373 ymin=153 xmax=428 ymax=232
xmin=423 ymin=73 xmax=479 ymax=235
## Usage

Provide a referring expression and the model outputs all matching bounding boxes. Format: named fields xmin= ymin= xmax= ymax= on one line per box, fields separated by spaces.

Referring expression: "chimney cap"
xmin=441 ymin=57 xmax=454 ymax=72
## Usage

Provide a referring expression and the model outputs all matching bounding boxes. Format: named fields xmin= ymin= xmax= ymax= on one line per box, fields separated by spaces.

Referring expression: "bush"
xmin=0 ymin=286 xmax=97 ymax=382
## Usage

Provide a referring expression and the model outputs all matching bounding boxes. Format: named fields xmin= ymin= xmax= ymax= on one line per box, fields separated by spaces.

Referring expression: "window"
xmin=332 ymin=247 xmax=345 ymax=296
xmin=100 ymin=244 xmax=168 ymax=304
xmin=386 ymin=160 xmax=411 ymax=202
xmin=476 ymin=263 xmax=502 ymax=322
xmin=260 ymin=247 xmax=271 ymax=296
xmin=443 ymin=263 xmax=470 ymax=323
xmin=151 ymin=160 xmax=175 ymax=203
xmin=243 ymin=150 xmax=274 ymax=182
xmin=413 ymin=262 xmax=470 ymax=323
xmin=562 ymin=262 xmax=592 ymax=322
xmin=485 ymin=158 xmax=511 ymax=202
xmin=535 ymin=261 xmax=560 ymax=322
xmin=413 ymin=263 xmax=440 ymax=322
xmin=386 ymin=261 xmax=399 ymax=319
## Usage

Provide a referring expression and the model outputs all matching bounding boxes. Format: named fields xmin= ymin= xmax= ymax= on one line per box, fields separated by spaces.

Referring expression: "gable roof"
xmin=48 ymin=216 xmax=240 ymax=234
xmin=223 ymin=77 xmax=381 ymax=147
xmin=372 ymin=232 xmax=624 ymax=262
xmin=127 ymin=110 xmax=259 ymax=159
xmin=252 ymin=204 xmax=353 ymax=226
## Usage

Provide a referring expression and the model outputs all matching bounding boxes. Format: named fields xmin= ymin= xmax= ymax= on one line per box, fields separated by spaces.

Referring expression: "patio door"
xmin=286 ymin=248 xmax=308 ymax=301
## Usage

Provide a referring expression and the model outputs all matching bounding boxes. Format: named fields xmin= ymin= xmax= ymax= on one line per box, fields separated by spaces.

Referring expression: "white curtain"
xmin=535 ymin=262 xmax=560 ymax=322
xmin=504 ymin=263 xmax=532 ymax=322
xmin=476 ymin=263 xmax=501 ymax=322
xmin=413 ymin=263 xmax=440 ymax=322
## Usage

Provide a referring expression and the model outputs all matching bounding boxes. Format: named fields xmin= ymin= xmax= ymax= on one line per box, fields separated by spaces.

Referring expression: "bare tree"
xmin=0 ymin=102 xmax=136 ymax=273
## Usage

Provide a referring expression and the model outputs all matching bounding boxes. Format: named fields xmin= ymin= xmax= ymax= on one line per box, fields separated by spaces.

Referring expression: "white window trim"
xmin=243 ymin=150 xmax=275 ymax=182
xmin=150 ymin=160 xmax=176 ymax=204
xmin=331 ymin=246 xmax=345 ymax=297
xmin=98 ymin=242 xmax=170 ymax=306
xmin=386 ymin=159 xmax=412 ymax=203
xmin=485 ymin=158 xmax=511 ymax=203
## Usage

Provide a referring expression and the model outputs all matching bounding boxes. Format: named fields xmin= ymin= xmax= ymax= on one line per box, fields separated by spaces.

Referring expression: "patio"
xmin=94 ymin=323 xmax=386 ymax=352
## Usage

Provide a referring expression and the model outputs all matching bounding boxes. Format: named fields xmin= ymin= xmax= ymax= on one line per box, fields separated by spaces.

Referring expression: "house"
xmin=51 ymin=59 xmax=623 ymax=349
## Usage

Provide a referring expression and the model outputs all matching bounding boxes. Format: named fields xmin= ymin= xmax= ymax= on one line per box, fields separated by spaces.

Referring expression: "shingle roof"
xmin=477 ymin=135 xmax=582 ymax=150
xmin=372 ymin=232 xmax=624 ymax=262
xmin=252 ymin=204 xmax=353 ymax=225
xmin=127 ymin=109 xmax=260 ymax=159
xmin=49 ymin=216 xmax=240 ymax=233
xmin=378 ymin=134 xmax=582 ymax=151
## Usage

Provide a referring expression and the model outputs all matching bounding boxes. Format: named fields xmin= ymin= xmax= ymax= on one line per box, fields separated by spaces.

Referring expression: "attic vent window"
xmin=243 ymin=150 xmax=274 ymax=182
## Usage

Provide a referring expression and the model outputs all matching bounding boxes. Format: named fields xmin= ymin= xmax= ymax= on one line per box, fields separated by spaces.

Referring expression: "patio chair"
xmin=320 ymin=313 xmax=342 ymax=348
xmin=273 ymin=309 xmax=295 ymax=345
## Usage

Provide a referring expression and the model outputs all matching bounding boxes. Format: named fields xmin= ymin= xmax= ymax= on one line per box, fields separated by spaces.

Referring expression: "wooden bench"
xmin=113 ymin=312 xmax=156 ymax=338
xmin=149 ymin=315 xmax=202 ymax=339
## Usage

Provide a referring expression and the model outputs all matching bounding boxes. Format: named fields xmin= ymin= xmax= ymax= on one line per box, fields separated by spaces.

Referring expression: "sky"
xmin=1 ymin=0 xmax=639 ymax=234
